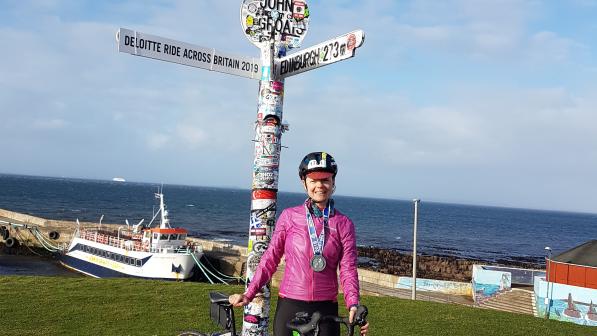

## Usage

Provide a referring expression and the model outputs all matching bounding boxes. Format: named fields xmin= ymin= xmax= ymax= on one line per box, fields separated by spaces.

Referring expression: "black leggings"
xmin=274 ymin=297 xmax=339 ymax=336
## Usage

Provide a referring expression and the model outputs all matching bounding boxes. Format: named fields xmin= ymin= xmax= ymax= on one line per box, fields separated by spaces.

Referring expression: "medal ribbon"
xmin=305 ymin=200 xmax=331 ymax=257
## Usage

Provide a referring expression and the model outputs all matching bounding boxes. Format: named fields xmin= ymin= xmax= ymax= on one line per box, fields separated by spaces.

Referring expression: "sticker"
xmin=251 ymin=206 xmax=276 ymax=221
xmin=261 ymin=66 xmax=271 ymax=81
xmin=272 ymin=81 xmax=284 ymax=93
xmin=252 ymin=241 xmax=268 ymax=253
xmin=241 ymin=324 xmax=261 ymax=336
xmin=257 ymin=103 xmax=282 ymax=118
xmin=244 ymin=315 xmax=261 ymax=324
xmin=247 ymin=251 xmax=263 ymax=272
xmin=259 ymin=125 xmax=278 ymax=135
xmin=252 ymin=189 xmax=277 ymax=200
xmin=254 ymin=156 xmax=279 ymax=167
xmin=250 ymin=213 xmax=263 ymax=229
xmin=259 ymin=92 xmax=282 ymax=106
xmin=263 ymin=116 xmax=279 ymax=125
xmin=251 ymin=198 xmax=276 ymax=210
xmin=256 ymin=132 xmax=279 ymax=144
xmin=250 ymin=228 xmax=267 ymax=236
xmin=292 ymin=1 xmax=306 ymax=20
xmin=254 ymin=142 xmax=280 ymax=159
xmin=347 ymin=33 xmax=357 ymax=51
xmin=240 ymin=0 xmax=310 ymax=49
xmin=253 ymin=167 xmax=279 ymax=189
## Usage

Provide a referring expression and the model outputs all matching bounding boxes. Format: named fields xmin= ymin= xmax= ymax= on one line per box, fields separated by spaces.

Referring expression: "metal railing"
xmin=79 ymin=229 xmax=203 ymax=255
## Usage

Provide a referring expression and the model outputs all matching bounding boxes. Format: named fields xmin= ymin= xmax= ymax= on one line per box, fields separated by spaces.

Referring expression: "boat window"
xmin=124 ymin=257 xmax=129 ymax=264
xmin=130 ymin=258 xmax=136 ymax=265
xmin=136 ymin=259 xmax=141 ymax=267
xmin=85 ymin=246 xmax=90 ymax=252
xmin=153 ymin=233 xmax=159 ymax=240
xmin=179 ymin=234 xmax=186 ymax=240
xmin=160 ymin=234 xmax=168 ymax=240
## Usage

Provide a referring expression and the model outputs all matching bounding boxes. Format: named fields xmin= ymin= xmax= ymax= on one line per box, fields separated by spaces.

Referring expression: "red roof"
xmin=149 ymin=228 xmax=187 ymax=234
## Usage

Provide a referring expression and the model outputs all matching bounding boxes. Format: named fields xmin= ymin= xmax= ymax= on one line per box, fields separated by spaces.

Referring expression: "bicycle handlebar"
xmin=286 ymin=311 xmax=322 ymax=335
xmin=286 ymin=305 xmax=368 ymax=336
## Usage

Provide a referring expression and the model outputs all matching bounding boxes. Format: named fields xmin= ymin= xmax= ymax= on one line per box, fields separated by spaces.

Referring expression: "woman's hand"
xmin=349 ymin=306 xmax=369 ymax=336
xmin=229 ymin=293 xmax=250 ymax=307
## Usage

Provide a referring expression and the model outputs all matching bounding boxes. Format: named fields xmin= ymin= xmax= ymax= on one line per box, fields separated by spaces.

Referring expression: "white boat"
xmin=112 ymin=177 xmax=126 ymax=182
xmin=60 ymin=192 xmax=202 ymax=280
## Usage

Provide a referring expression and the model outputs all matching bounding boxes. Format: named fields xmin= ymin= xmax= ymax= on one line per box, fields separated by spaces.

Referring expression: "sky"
xmin=1 ymin=0 xmax=596 ymax=214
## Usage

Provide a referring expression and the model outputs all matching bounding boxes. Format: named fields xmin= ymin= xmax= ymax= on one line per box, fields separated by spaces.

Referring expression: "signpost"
xmin=117 ymin=28 xmax=261 ymax=79
xmin=117 ymin=1 xmax=364 ymax=334
xmin=274 ymin=30 xmax=365 ymax=79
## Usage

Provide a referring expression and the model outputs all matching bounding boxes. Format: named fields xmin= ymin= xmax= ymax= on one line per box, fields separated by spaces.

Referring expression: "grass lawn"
xmin=0 ymin=276 xmax=594 ymax=335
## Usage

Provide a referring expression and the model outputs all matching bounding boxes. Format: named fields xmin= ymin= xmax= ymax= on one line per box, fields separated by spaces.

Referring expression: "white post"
xmin=412 ymin=199 xmax=420 ymax=300
xmin=544 ymin=246 xmax=552 ymax=319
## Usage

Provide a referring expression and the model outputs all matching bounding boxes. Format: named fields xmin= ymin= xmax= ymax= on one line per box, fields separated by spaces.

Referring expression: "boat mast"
xmin=157 ymin=192 xmax=170 ymax=229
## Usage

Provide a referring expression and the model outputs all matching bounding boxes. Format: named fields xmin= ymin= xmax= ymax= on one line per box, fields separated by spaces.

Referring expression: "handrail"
xmin=78 ymin=229 xmax=201 ymax=255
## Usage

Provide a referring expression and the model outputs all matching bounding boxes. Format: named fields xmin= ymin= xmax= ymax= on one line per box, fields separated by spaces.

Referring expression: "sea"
xmin=1 ymin=174 xmax=596 ymax=272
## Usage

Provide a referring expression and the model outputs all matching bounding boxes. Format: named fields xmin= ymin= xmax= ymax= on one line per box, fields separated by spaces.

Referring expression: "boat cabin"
xmin=143 ymin=227 xmax=188 ymax=250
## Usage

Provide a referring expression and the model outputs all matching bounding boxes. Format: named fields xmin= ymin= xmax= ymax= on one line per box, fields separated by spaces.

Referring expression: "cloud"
xmin=147 ymin=133 xmax=170 ymax=150
xmin=343 ymin=0 xmax=584 ymax=64
xmin=526 ymin=31 xmax=585 ymax=63
xmin=176 ymin=125 xmax=208 ymax=148
xmin=32 ymin=118 xmax=68 ymax=130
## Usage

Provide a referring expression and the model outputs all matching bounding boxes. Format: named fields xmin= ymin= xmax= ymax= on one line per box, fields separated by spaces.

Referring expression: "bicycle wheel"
xmin=177 ymin=330 xmax=209 ymax=336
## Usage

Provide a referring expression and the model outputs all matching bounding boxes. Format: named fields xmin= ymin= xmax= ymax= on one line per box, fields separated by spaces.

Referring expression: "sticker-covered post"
xmin=241 ymin=1 xmax=310 ymax=335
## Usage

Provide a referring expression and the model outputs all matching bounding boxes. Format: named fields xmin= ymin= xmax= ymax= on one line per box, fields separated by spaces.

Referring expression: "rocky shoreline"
xmin=357 ymin=246 xmax=544 ymax=282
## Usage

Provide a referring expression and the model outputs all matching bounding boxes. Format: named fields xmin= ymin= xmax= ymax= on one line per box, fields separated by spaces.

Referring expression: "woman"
xmin=230 ymin=152 xmax=369 ymax=336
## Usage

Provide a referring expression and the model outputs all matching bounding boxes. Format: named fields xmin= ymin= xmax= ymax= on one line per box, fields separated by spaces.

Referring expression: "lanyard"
xmin=305 ymin=201 xmax=331 ymax=256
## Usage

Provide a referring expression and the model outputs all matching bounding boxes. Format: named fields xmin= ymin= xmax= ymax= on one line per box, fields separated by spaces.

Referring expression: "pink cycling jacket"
xmin=244 ymin=202 xmax=360 ymax=309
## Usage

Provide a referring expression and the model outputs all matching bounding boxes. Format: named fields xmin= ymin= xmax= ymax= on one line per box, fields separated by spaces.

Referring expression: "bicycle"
xmin=286 ymin=305 xmax=368 ymax=336
xmin=178 ymin=291 xmax=237 ymax=336
xmin=178 ymin=292 xmax=368 ymax=336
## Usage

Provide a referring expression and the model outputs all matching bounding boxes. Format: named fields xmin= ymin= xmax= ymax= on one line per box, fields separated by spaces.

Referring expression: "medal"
xmin=310 ymin=255 xmax=326 ymax=272
xmin=305 ymin=200 xmax=333 ymax=272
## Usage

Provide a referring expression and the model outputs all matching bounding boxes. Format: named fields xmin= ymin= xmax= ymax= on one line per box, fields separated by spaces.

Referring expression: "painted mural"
xmin=472 ymin=265 xmax=511 ymax=303
xmin=395 ymin=277 xmax=472 ymax=296
xmin=535 ymin=277 xmax=597 ymax=327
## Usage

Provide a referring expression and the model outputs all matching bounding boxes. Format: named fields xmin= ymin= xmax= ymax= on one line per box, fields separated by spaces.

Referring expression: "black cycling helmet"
xmin=298 ymin=152 xmax=338 ymax=180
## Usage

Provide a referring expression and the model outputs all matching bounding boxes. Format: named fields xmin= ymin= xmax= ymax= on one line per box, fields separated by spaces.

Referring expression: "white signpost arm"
xmin=274 ymin=30 xmax=365 ymax=80
xmin=117 ymin=28 xmax=261 ymax=80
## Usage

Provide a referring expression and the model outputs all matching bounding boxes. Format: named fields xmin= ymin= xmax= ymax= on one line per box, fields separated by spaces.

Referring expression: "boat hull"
xmin=61 ymin=237 xmax=200 ymax=280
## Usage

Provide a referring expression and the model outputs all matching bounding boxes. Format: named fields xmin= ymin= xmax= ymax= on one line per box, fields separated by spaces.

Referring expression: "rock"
xmin=357 ymin=246 xmax=539 ymax=282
